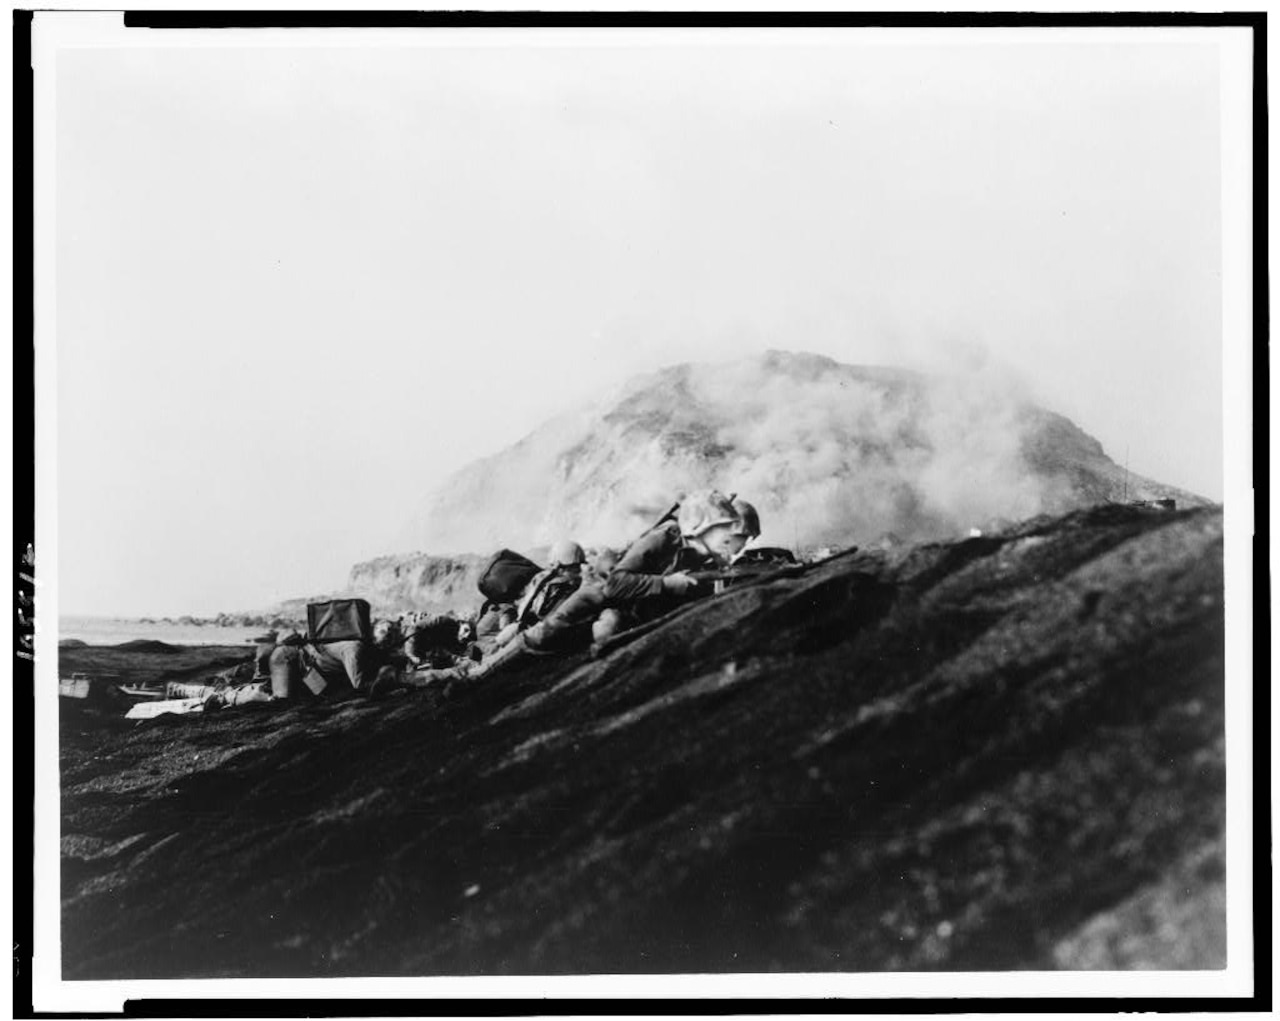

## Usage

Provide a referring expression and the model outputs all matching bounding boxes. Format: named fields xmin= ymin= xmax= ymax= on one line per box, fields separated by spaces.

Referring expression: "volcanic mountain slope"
xmin=60 ymin=503 xmax=1225 ymax=977
xmin=401 ymin=351 xmax=1204 ymax=559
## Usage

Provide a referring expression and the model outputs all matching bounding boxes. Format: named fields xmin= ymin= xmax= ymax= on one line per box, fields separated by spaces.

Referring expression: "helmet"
xmin=676 ymin=490 xmax=738 ymax=538
xmin=548 ymin=540 xmax=586 ymax=566
xmin=731 ymin=498 xmax=761 ymax=539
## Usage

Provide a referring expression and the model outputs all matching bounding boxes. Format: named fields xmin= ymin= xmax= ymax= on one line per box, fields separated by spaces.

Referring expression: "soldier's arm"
xmin=603 ymin=526 xmax=677 ymax=601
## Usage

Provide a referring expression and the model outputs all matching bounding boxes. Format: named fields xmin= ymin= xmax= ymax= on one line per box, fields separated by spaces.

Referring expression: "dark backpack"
xmin=307 ymin=598 xmax=373 ymax=644
xmin=478 ymin=549 xmax=543 ymax=604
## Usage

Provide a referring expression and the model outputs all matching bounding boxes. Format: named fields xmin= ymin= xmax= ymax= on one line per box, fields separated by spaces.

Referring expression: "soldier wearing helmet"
xmin=506 ymin=538 xmax=589 ymax=634
xmin=547 ymin=539 xmax=586 ymax=567
xmin=605 ymin=489 xmax=745 ymax=601
xmin=456 ymin=490 xmax=761 ymax=679
xmin=400 ymin=613 xmax=469 ymax=669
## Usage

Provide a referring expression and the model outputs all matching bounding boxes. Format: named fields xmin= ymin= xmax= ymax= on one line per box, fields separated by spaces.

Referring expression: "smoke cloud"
xmin=407 ymin=351 xmax=1118 ymax=556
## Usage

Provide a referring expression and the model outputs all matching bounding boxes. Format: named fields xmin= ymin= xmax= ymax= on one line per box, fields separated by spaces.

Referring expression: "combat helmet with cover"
xmin=547 ymin=540 xmax=586 ymax=567
xmin=677 ymin=490 xmax=738 ymax=539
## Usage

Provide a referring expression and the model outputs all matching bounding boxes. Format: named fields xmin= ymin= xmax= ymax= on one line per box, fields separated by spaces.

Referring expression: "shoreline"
xmin=58 ymin=639 xmax=252 ymax=691
xmin=58 ymin=616 xmax=292 ymax=649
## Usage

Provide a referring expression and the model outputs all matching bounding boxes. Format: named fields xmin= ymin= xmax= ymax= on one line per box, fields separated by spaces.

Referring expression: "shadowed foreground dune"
xmin=60 ymin=503 xmax=1225 ymax=978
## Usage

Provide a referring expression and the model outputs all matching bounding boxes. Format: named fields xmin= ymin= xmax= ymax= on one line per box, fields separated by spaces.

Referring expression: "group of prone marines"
xmin=207 ymin=490 xmax=762 ymax=707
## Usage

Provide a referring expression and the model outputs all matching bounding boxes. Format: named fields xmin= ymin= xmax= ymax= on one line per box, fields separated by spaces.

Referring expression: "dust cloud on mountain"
xmin=402 ymin=351 xmax=1203 ymax=558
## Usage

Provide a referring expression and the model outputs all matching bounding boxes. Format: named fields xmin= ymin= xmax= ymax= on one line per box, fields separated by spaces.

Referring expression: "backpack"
xmin=307 ymin=598 xmax=373 ymax=644
xmin=516 ymin=565 xmax=584 ymax=627
xmin=478 ymin=549 xmax=543 ymax=604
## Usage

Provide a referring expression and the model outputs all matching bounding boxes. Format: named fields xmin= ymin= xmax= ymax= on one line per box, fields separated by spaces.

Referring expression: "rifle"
xmin=647 ymin=502 xmax=681 ymax=533
xmin=684 ymin=560 xmax=808 ymax=592
xmin=590 ymin=559 xmax=808 ymax=658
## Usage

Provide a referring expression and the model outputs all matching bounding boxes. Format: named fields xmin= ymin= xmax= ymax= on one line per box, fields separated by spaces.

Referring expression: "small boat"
xmin=118 ymin=685 xmax=167 ymax=701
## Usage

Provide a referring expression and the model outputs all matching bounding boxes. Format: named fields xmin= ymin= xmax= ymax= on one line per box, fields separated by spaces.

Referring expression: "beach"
xmin=57 ymin=504 xmax=1226 ymax=978
xmin=58 ymin=640 xmax=251 ymax=693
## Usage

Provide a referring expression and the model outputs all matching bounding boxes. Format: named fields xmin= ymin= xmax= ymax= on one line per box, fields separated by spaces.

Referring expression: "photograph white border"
xmin=25 ymin=12 xmax=1259 ymax=1012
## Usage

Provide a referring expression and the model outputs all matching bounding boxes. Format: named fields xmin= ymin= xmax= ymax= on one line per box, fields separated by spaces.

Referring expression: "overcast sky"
xmin=47 ymin=24 xmax=1232 ymax=617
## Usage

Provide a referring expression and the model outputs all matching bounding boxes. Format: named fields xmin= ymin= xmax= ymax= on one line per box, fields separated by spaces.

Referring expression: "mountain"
xmin=401 ymin=351 xmax=1204 ymax=560
xmin=59 ymin=502 xmax=1226 ymax=976
xmin=330 ymin=351 xmax=1205 ymax=616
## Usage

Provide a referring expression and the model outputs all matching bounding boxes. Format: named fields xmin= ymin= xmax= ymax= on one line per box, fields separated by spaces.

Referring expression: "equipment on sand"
xmin=118 ymin=685 xmax=166 ymax=701
xmin=60 ymin=673 xmax=126 ymax=704
xmin=58 ymin=674 xmax=94 ymax=700
xmin=307 ymin=598 xmax=373 ymax=644
xmin=125 ymin=697 xmax=205 ymax=720
xmin=302 ymin=666 xmax=329 ymax=697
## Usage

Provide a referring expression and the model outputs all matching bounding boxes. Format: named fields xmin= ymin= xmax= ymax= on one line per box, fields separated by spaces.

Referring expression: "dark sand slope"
xmin=60 ymin=504 xmax=1225 ymax=978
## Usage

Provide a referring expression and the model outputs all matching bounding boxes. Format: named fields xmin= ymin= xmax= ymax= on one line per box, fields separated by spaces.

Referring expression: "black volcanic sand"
xmin=60 ymin=504 xmax=1225 ymax=977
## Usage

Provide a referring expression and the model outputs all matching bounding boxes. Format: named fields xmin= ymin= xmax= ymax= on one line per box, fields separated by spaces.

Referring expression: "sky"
xmin=45 ymin=23 xmax=1234 ymax=617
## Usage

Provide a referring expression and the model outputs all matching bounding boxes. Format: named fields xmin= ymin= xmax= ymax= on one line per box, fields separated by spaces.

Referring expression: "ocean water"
xmin=58 ymin=616 xmax=270 ymax=648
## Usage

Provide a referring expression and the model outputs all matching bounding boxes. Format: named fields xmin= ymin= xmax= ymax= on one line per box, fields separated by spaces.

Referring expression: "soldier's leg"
xmin=329 ymin=639 xmax=377 ymax=691
xmin=305 ymin=644 xmax=355 ymax=698
xmin=523 ymin=583 xmax=608 ymax=652
xmin=469 ymin=584 xmax=608 ymax=678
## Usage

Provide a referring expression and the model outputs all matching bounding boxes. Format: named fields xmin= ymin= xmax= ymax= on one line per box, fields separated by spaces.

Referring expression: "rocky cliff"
xmin=343 ymin=552 xmax=491 ymax=617
xmin=60 ymin=502 xmax=1225 ymax=976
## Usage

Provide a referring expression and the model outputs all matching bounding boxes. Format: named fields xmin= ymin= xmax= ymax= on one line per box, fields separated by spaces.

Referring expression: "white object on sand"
xmin=124 ymin=697 xmax=205 ymax=720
